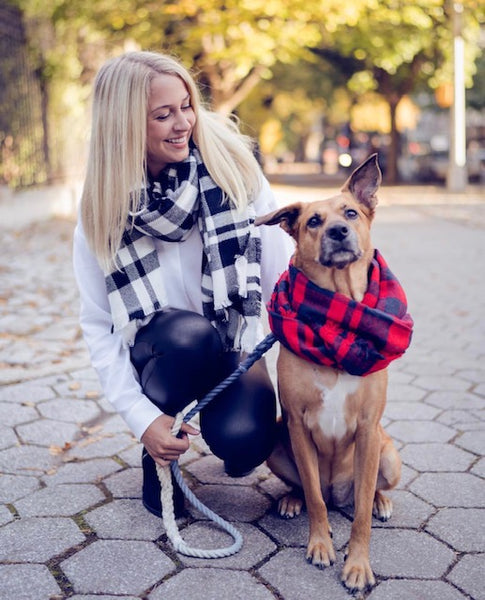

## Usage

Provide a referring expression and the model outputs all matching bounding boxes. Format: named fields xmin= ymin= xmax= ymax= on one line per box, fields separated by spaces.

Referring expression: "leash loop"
xmin=157 ymin=333 xmax=277 ymax=558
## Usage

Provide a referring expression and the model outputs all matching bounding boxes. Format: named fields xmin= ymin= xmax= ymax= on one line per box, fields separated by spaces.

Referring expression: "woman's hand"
xmin=141 ymin=414 xmax=199 ymax=467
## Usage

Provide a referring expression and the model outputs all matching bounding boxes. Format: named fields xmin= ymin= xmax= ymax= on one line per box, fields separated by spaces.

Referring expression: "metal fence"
xmin=0 ymin=3 xmax=47 ymax=188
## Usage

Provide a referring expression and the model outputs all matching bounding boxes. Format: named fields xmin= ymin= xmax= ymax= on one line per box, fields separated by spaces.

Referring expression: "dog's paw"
xmin=373 ymin=490 xmax=393 ymax=522
xmin=277 ymin=493 xmax=304 ymax=519
xmin=341 ymin=554 xmax=375 ymax=593
xmin=306 ymin=535 xmax=336 ymax=569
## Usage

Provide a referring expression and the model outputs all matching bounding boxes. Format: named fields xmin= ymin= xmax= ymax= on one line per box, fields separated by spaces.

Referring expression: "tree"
xmin=311 ymin=0 xmax=484 ymax=182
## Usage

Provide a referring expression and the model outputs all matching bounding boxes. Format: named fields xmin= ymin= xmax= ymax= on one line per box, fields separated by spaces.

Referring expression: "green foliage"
xmin=2 ymin=0 xmax=484 ymax=186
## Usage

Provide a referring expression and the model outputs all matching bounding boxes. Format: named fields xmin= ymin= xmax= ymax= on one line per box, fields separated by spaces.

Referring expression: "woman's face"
xmin=146 ymin=73 xmax=196 ymax=176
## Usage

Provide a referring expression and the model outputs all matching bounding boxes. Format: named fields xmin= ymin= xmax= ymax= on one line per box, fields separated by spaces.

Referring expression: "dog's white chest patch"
xmin=315 ymin=373 xmax=360 ymax=440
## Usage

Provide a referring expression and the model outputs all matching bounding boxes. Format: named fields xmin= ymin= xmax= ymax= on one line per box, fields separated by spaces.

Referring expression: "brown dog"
xmin=256 ymin=155 xmax=403 ymax=593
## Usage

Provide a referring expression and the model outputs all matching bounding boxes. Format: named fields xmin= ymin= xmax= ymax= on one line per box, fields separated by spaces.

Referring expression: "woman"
xmin=73 ymin=51 xmax=293 ymax=517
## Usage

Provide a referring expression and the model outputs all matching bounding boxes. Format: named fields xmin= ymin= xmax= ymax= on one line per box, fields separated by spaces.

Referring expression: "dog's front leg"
xmin=341 ymin=423 xmax=381 ymax=592
xmin=287 ymin=418 xmax=335 ymax=569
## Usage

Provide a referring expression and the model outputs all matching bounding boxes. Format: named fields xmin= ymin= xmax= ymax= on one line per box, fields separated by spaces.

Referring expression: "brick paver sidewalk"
xmin=0 ymin=183 xmax=484 ymax=599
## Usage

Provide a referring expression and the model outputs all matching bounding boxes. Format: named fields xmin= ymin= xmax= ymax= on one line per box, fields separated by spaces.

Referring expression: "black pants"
xmin=130 ymin=310 xmax=277 ymax=475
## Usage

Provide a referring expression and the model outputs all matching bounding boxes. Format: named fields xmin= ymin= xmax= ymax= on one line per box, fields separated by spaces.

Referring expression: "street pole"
xmin=447 ymin=0 xmax=467 ymax=191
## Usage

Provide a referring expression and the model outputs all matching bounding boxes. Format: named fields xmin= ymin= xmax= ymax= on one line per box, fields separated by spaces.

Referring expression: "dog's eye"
xmin=307 ymin=214 xmax=323 ymax=228
xmin=345 ymin=209 xmax=358 ymax=220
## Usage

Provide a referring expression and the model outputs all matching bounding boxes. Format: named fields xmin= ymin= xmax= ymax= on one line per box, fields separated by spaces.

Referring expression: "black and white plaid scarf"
xmin=105 ymin=147 xmax=263 ymax=351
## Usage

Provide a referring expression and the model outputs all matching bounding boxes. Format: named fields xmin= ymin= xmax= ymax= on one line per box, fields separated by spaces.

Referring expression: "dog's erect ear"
xmin=342 ymin=153 xmax=382 ymax=211
xmin=255 ymin=203 xmax=302 ymax=236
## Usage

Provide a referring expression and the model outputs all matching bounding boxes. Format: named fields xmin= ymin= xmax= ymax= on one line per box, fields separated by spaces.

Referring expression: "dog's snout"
xmin=327 ymin=223 xmax=349 ymax=242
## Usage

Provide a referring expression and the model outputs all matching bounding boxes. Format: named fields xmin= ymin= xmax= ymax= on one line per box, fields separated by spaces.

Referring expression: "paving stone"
xmin=258 ymin=547 xmax=350 ymax=600
xmin=437 ymin=408 xmax=482 ymax=427
xmin=259 ymin=508 xmax=351 ymax=552
xmin=471 ymin=456 xmax=485 ymax=477
xmin=177 ymin=521 xmax=276 ymax=569
xmin=71 ymin=596 xmax=140 ymax=600
xmin=0 ymin=564 xmax=61 ymax=600
xmin=103 ymin=467 xmax=142 ymax=499
xmin=0 ymin=473 xmax=40 ymax=502
xmin=456 ymin=369 xmax=485 ymax=384
xmin=384 ymin=401 xmax=441 ymax=421
xmin=14 ymin=483 xmax=105 ymax=517
xmin=0 ymin=401 xmax=39 ymax=426
xmin=185 ymin=453 xmax=269 ymax=486
xmin=400 ymin=443 xmax=475 ymax=472
xmin=0 ymin=382 xmax=56 ymax=404
xmin=189 ymin=484 xmax=271 ymax=522
xmin=53 ymin=378 xmax=103 ymax=400
xmin=16 ymin=419 xmax=80 ymax=447
xmin=84 ymin=499 xmax=162 ymax=540
xmin=99 ymin=414 xmax=132 ymax=434
xmin=0 ymin=425 xmax=18 ymax=450
xmin=387 ymin=369 xmax=414 ymax=384
xmin=426 ymin=508 xmax=485 ymax=552
xmin=410 ymin=472 xmax=485 ymax=507
xmin=370 ymin=529 xmax=455 ymax=579
xmin=37 ymin=398 xmax=101 ymax=423
xmin=42 ymin=458 xmax=122 ymax=486
xmin=368 ymin=579 xmax=467 ymax=600
xmin=425 ymin=391 xmax=485 ymax=411
xmin=446 ymin=554 xmax=485 ymax=600
xmin=397 ymin=462 xmax=419 ymax=488
xmin=397 ymin=361 xmax=450 ymax=377
xmin=372 ymin=490 xmax=434 ymax=528
xmin=454 ymin=430 xmax=485 ymax=455
xmin=96 ymin=395 xmax=117 ymax=414
xmin=60 ymin=539 xmax=175 ymax=595
xmin=0 ymin=445 xmax=58 ymax=475
xmin=413 ymin=375 xmax=471 ymax=392
xmin=0 ymin=504 xmax=14 ymax=526
xmin=257 ymin=471 xmax=292 ymax=501
xmin=117 ymin=443 xmax=143 ymax=467
xmin=387 ymin=383 xmax=428 ymax=403
xmin=386 ymin=420 xmax=455 ymax=443
xmin=0 ymin=516 xmax=85 ymax=562
xmin=66 ymin=432 xmax=136 ymax=460
xmin=149 ymin=568 xmax=274 ymax=600
xmin=474 ymin=382 xmax=485 ymax=397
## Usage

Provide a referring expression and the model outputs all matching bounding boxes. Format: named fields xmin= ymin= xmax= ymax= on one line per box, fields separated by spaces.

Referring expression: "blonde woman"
xmin=73 ymin=51 xmax=293 ymax=517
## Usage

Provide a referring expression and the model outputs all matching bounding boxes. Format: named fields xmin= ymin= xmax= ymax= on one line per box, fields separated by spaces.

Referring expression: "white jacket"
xmin=72 ymin=178 xmax=293 ymax=440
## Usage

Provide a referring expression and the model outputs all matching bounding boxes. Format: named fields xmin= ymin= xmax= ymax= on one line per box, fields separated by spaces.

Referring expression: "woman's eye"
xmin=182 ymin=104 xmax=192 ymax=110
xmin=345 ymin=209 xmax=358 ymax=220
xmin=307 ymin=215 xmax=322 ymax=228
xmin=156 ymin=114 xmax=170 ymax=121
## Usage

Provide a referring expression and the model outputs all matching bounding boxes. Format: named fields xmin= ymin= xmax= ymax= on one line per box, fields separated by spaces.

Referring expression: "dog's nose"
xmin=327 ymin=223 xmax=349 ymax=241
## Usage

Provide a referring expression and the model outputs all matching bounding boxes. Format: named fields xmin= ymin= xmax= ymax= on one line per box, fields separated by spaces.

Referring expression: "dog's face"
xmin=256 ymin=154 xmax=382 ymax=293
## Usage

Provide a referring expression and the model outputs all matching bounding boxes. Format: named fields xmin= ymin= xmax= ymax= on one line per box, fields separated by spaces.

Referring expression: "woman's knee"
xmin=200 ymin=358 xmax=277 ymax=470
xmin=130 ymin=310 xmax=224 ymax=415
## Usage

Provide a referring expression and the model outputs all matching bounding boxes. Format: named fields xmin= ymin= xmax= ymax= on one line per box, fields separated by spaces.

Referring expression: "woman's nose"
xmin=174 ymin=111 xmax=191 ymax=130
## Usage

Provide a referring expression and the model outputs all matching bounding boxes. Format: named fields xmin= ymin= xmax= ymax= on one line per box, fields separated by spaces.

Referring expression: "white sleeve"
xmin=254 ymin=177 xmax=294 ymax=302
xmin=72 ymin=222 xmax=162 ymax=440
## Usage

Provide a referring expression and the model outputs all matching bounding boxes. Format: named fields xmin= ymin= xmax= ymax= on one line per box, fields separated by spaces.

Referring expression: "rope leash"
xmin=157 ymin=332 xmax=277 ymax=558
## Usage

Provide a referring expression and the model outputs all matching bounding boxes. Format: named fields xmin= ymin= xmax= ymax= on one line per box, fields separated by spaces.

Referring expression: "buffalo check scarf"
xmin=105 ymin=147 xmax=262 ymax=352
xmin=267 ymin=250 xmax=413 ymax=376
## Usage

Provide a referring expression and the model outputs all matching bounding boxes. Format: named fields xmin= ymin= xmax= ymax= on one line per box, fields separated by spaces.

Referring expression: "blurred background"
xmin=0 ymin=0 xmax=484 ymax=193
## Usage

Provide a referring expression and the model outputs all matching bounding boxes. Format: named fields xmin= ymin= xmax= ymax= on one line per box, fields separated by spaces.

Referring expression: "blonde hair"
xmin=80 ymin=51 xmax=262 ymax=271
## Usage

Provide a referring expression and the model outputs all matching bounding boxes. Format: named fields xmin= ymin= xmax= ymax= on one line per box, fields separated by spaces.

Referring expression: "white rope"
xmin=157 ymin=409 xmax=243 ymax=558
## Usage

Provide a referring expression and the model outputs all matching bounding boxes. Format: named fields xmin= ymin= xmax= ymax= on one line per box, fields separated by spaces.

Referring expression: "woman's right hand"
xmin=141 ymin=414 xmax=199 ymax=467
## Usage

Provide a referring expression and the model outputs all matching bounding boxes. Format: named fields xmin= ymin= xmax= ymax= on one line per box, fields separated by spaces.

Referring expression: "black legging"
xmin=130 ymin=309 xmax=277 ymax=474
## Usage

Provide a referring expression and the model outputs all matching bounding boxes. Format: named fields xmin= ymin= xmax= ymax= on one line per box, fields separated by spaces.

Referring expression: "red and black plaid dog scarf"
xmin=267 ymin=250 xmax=413 ymax=376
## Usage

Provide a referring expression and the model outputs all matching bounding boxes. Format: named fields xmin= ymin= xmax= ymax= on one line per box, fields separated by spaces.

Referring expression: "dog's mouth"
xmin=321 ymin=248 xmax=362 ymax=269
